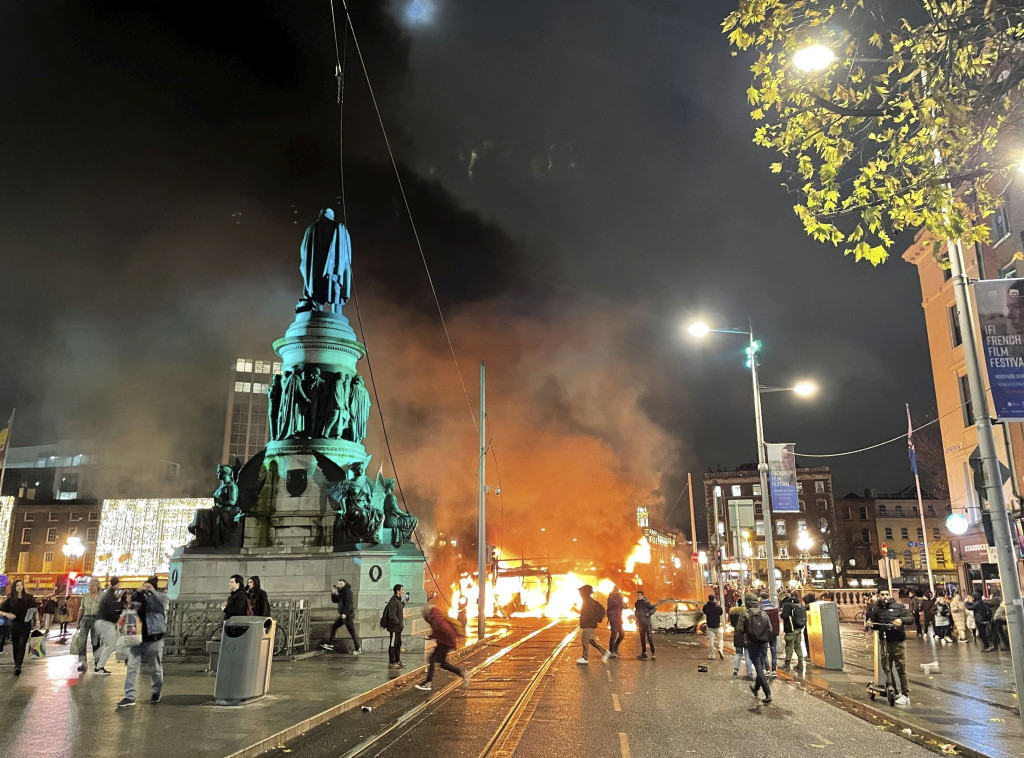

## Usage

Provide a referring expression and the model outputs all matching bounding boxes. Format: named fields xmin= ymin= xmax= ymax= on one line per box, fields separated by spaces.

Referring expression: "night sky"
xmin=0 ymin=1 xmax=938 ymax=551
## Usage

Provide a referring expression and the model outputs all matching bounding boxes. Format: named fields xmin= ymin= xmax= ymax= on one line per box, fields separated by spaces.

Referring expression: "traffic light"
xmin=744 ymin=340 xmax=762 ymax=368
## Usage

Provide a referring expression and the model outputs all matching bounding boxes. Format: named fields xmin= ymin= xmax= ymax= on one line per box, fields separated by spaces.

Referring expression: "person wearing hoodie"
xmin=322 ymin=579 xmax=361 ymax=654
xmin=576 ymin=585 xmax=611 ymax=664
xmin=634 ymin=590 xmax=657 ymax=660
xmin=965 ymin=590 xmax=995 ymax=651
xmin=117 ymin=576 xmax=167 ymax=707
xmin=606 ymin=587 xmax=626 ymax=658
xmin=701 ymin=594 xmax=724 ymax=660
xmin=742 ymin=593 xmax=773 ymax=704
xmin=414 ymin=605 xmax=469 ymax=691
xmin=729 ymin=599 xmax=753 ymax=677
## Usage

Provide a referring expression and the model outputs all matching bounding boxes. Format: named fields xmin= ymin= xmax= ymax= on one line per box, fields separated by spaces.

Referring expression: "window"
xmin=878 ymin=504 xmax=887 ymax=516
xmin=959 ymin=374 xmax=973 ymax=427
xmin=234 ymin=381 xmax=252 ymax=393
xmin=778 ymin=544 xmax=790 ymax=559
xmin=912 ymin=506 xmax=918 ymax=516
xmin=844 ymin=507 xmax=851 ymax=520
xmin=796 ymin=481 xmax=804 ymax=493
xmin=236 ymin=358 xmax=253 ymax=372
xmin=885 ymin=527 xmax=893 ymax=539
xmin=861 ymin=528 xmax=871 ymax=544
xmin=903 ymin=548 xmax=914 ymax=568
xmin=86 ymin=527 xmax=97 ymax=542
xmin=48 ymin=512 xmax=59 ymax=521
xmin=799 ymin=499 xmax=806 ymax=512
xmin=755 ymin=521 xmax=765 ymax=537
xmin=752 ymin=484 xmax=761 ymax=496
xmin=933 ymin=527 xmax=940 ymax=539
xmin=60 ymin=474 xmax=79 ymax=492
xmin=731 ymin=485 xmax=742 ymax=497
xmin=754 ymin=502 xmax=763 ymax=517
xmin=88 ymin=512 xmax=99 ymax=521
xmin=920 ymin=548 xmax=928 ymax=567
xmin=991 ymin=204 xmax=1010 ymax=244
xmin=17 ymin=552 xmax=28 ymax=572
xmin=757 ymin=545 xmax=767 ymax=559
xmin=21 ymin=527 xmax=32 ymax=544
xmin=272 ymin=362 xmax=282 ymax=373
xmin=776 ymin=520 xmax=786 ymax=535
xmin=814 ymin=481 xmax=826 ymax=494
xmin=254 ymin=360 xmax=271 ymax=373
xmin=69 ymin=511 xmax=82 ymax=521
xmin=943 ymin=265 xmax=952 ymax=282
xmin=917 ymin=527 xmax=924 ymax=539
xmin=797 ymin=519 xmax=807 ymax=533
xmin=1002 ymin=260 xmax=1018 ymax=279
xmin=895 ymin=505 xmax=903 ymax=516
xmin=819 ymin=517 xmax=829 ymax=533
xmin=859 ymin=507 xmax=867 ymax=520
xmin=949 ymin=305 xmax=962 ymax=347
xmin=46 ymin=528 xmax=58 ymax=543
xmin=900 ymin=527 xmax=909 ymax=539
xmin=42 ymin=552 xmax=53 ymax=573
xmin=927 ymin=505 xmax=936 ymax=517
xmin=23 ymin=512 xmax=34 ymax=522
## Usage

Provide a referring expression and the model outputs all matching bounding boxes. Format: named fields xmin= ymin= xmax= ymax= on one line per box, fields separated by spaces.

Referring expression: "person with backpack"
xmin=742 ymin=592 xmax=773 ymax=704
xmin=576 ymin=585 xmax=611 ymax=664
xmin=415 ymin=605 xmax=469 ymax=691
xmin=606 ymin=587 xmax=626 ymax=658
xmin=966 ymin=590 xmax=995 ymax=651
xmin=867 ymin=587 xmax=914 ymax=706
xmin=758 ymin=590 xmax=780 ymax=678
xmin=382 ymin=584 xmax=406 ymax=669
xmin=633 ymin=590 xmax=657 ymax=660
xmin=933 ymin=593 xmax=953 ymax=645
xmin=729 ymin=598 xmax=753 ymax=678
xmin=701 ymin=594 xmax=724 ymax=660
xmin=117 ymin=575 xmax=167 ymax=707
xmin=781 ymin=592 xmax=807 ymax=668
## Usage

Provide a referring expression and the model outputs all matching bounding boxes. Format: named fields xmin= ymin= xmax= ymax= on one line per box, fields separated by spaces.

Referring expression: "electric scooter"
xmin=867 ymin=622 xmax=900 ymax=706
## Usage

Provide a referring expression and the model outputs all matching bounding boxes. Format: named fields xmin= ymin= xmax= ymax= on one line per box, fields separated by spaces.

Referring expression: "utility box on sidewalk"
xmin=807 ymin=601 xmax=844 ymax=670
xmin=214 ymin=616 xmax=275 ymax=705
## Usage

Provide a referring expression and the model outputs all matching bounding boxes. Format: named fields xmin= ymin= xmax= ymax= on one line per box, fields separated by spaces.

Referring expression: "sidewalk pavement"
xmin=0 ymin=624 xmax=500 ymax=758
xmin=775 ymin=625 xmax=1024 ymax=758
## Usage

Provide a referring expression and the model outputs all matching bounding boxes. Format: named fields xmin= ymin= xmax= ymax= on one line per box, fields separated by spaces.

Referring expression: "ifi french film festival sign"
xmin=975 ymin=278 xmax=1024 ymax=421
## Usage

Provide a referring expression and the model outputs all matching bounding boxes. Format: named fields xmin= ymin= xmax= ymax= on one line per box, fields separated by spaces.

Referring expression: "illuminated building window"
xmin=731 ymin=485 xmax=742 ymax=497
xmin=46 ymin=528 xmax=58 ymax=543
xmin=815 ymin=481 xmax=825 ymax=494
xmin=236 ymin=359 xmax=253 ymax=372
xmin=776 ymin=520 xmax=786 ymax=535
xmin=88 ymin=512 xmax=99 ymax=521
xmin=752 ymin=484 xmax=761 ymax=496
xmin=49 ymin=512 xmax=59 ymax=521
xmin=42 ymin=552 xmax=53 ymax=573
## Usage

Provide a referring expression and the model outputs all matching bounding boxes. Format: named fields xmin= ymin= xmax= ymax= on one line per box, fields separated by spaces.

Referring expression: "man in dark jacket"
xmin=415 ymin=605 xmax=468 ymax=691
xmin=322 ymin=579 xmax=361 ymax=654
xmin=743 ymin=593 xmax=773 ymax=703
xmin=759 ymin=590 xmax=780 ymax=678
xmin=576 ymin=585 xmax=611 ymax=664
xmin=92 ymin=576 xmax=123 ymax=675
xmin=606 ymin=587 xmax=626 ymax=658
xmin=117 ymin=576 xmax=167 ymax=707
xmin=966 ymin=591 xmax=995 ymax=651
xmin=702 ymin=594 xmax=724 ymax=660
xmin=383 ymin=584 xmax=406 ymax=669
xmin=634 ymin=590 xmax=656 ymax=660
xmin=867 ymin=588 xmax=914 ymax=706
xmin=907 ymin=591 xmax=922 ymax=636
xmin=781 ymin=592 xmax=808 ymax=669
xmin=222 ymin=575 xmax=248 ymax=620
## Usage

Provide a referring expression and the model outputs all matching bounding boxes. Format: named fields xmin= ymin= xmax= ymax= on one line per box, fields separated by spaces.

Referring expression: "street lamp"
xmin=796 ymin=530 xmax=815 ymax=587
xmin=792 ymin=44 xmax=835 ymax=73
xmin=61 ymin=536 xmax=85 ymax=596
xmin=688 ymin=318 xmax=817 ymax=605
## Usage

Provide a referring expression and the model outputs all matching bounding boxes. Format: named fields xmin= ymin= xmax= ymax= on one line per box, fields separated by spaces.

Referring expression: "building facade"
xmin=903 ymin=198 xmax=1024 ymax=590
xmin=222 ymin=356 xmax=281 ymax=464
xmin=833 ymin=492 xmax=879 ymax=588
xmin=703 ymin=466 xmax=838 ymax=589
xmin=872 ymin=493 xmax=957 ymax=589
xmin=4 ymin=501 xmax=102 ymax=592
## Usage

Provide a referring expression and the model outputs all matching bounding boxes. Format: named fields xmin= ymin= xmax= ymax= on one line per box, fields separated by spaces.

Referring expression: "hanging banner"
xmin=767 ymin=442 xmax=800 ymax=513
xmin=974 ymin=278 xmax=1024 ymax=420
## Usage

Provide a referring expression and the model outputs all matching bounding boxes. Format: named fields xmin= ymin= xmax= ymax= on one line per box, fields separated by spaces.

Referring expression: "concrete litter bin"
xmin=214 ymin=616 xmax=276 ymax=705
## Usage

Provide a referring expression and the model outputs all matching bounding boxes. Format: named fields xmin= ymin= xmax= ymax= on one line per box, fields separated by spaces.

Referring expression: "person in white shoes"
xmin=576 ymin=585 xmax=611 ymax=665
xmin=933 ymin=594 xmax=953 ymax=645
xmin=414 ymin=605 xmax=469 ymax=691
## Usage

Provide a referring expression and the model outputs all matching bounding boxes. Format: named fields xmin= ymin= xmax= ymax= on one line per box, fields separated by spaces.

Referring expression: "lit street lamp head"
xmin=792 ymin=44 xmax=835 ymax=73
xmin=687 ymin=320 xmax=710 ymax=338
xmin=793 ymin=381 xmax=817 ymax=397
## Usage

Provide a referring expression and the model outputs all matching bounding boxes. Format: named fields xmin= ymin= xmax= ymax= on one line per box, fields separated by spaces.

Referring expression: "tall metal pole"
xmin=687 ymin=472 xmax=702 ymax=596
xmin=713 ymin=486 xmax=726 ymax=611
xmin=948 ymin=238 xmax=1024 ymax=729
xmin=477 ymin=361 xmax=487 ymax=642
xmin=907 ymin=403 xmax=935 ymax=595
xmin=0 ymin=408 xmax=16 ymax=502
xmin=749 ymin=323 xmax=778 ymax=605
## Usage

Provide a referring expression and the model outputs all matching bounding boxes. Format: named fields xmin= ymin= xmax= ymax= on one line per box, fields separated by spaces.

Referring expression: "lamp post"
xmin=797 ymin=530 xmax=815 ymax=587
xmin=61 ymin=536 xmax=85 ymax=597
xmin=689 ymin=319 xmax=817 ymax=605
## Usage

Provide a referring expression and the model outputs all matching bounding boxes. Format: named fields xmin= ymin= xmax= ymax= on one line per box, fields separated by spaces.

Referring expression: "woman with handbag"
xmin=0 ymin=579 xmax=38 ymax=675
xmin=75 ymin=578 xmax=103 ymax=673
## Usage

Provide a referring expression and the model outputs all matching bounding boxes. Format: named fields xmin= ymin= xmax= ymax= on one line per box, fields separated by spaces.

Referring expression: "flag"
xmin=906 ymin=404 xmax=918 ymax=477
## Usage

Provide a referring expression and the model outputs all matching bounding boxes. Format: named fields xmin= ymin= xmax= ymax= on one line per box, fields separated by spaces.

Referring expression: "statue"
xmin=302 ymin=367 xmax=328 ymax=437
xmin=382 ymin=477 xmax=418 ymax=547
xmin=187 ymin=463 xmax=244 ymax=551
xmin=280 ymin=369 xmax=310 ymax=438
xmin=299 ymin=208 xmax=352 ymax=309
xmin=349 ymin=375 xmax=371 ymax=443
xmin=267 ymin=374 xmax=283 ymax=440
xmin=324 ymin=372 xmax=351 ymax=439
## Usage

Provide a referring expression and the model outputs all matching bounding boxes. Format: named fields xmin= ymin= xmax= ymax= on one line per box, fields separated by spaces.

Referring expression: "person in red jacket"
xmin=415 ymin=606 xmax=470 ymax=691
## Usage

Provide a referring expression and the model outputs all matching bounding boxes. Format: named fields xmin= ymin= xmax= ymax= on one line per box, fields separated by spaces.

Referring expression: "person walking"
xmin=76 ymin=578 xmax=103 ymax=673
xmin=92 ymin=577 xmax=122 ymax=675
xmin=920 ymin=592 xmax=936 ymax=638
xmin=117 ymin=576 xmax=167 ymax=707
xmin=907 ymin=591 xmax=922 ymax=636
xmin=966 ymin=590 xmax=995 ymax=651
xmin=634 ymin=590 xmax=656 ymax=660
xmin=41 ymin=595 xmax=58 ymax=637
xmin=383 ymin=584 xmax=406 ymax=669
xmin=702 ymin=594 xmax=724 ymax=660
xmin=576 ymin=585 xmax=611 ymax=664
xmin=246 ymin=576 xmax=271 ymax=617
xmin=729 ymin=598 xmax=753 ymax=677
xmin=781 ymin=591 xmax=807 ymax=669
xmin=742 ymin=593 xmax=773 ymax=704
xmin=990 ymin=591 xmax=1010 ymax=651
xmin=606 ymin=586 xmax=626 ymax=658
xmin=0 ymin=579 xmax=37 ymax=675
xmin=222 ymin=575 xmax=249 ymax=620
xmin=933 ymin=593 xmax=953 ymax=645
xmin=56 ymin=596 xmax=71 ymax=641
xmin=950 ymin=591 xmax=968 ymax=642
xmin=759 ymin=590 xmax=780 ymax=678
xmin=867 ymin=587 xmax=913 ymax=706
xmin=321 ymin=579 xmax=361 ymax=654
xmin=415 ymin=605 xmax=469 ymax=691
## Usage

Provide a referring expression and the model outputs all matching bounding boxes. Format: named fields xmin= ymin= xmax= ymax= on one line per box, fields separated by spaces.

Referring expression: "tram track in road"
xmin=264 ymin=619 xmax=577 ymax=758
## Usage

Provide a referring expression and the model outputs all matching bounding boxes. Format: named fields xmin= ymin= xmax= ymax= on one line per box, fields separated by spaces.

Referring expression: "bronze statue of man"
xmin=324 ymin=372 xmax=351 ymax=439
xmin=267 ymin=374 xmax=283 ymax=440
xmin=300 ymin=208 xmax=352 ymax=308
xmin=382 ymin=477 xmax=418 ymax=547
xmin=349 ymin=375 xmax=371 ymax=443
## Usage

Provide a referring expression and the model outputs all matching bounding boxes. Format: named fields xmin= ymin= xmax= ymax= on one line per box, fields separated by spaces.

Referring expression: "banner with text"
xmin=975 ymin=278 xmax=1024 ymax=420
xmin=767 ymin=442 xmax=800 ymax=513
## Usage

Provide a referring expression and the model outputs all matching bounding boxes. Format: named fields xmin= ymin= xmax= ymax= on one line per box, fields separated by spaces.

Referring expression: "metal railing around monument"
xmin=164 ymin=597 xmax=311 ymax=660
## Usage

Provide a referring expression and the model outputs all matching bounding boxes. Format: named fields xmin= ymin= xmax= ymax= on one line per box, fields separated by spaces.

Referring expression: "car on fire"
xmin=628 ymin=598 xmax=706 ymax=634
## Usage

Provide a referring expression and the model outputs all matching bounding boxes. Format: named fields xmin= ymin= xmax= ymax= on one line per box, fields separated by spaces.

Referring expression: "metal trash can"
xmin=214 ymin=616 xmax=275 ymax=705
xmin=806 ymin=601 xmax=844 ymax=670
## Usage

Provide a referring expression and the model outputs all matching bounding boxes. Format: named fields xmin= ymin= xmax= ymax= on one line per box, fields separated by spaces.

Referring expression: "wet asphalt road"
xmin=265 ymin=620 xmax=942 ymax=758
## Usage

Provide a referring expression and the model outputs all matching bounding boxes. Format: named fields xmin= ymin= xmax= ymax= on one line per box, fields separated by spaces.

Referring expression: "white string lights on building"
xmin=93 ymin=498 xmax=211 ymax=577
xmin=0 ymin=496 xmax=13 ymax=574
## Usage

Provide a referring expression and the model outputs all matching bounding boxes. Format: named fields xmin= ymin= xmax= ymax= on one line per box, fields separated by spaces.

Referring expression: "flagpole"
xmin=907 ymin=403 xmax=935 ymax=596
xmin=0 ymin=408 xmax=15 ymax=502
